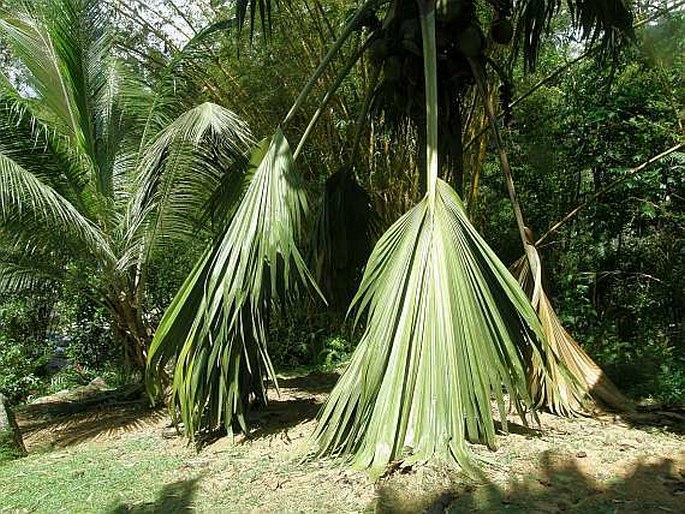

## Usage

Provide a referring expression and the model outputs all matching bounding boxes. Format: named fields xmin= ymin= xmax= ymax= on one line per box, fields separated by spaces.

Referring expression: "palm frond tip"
xmin=512 ymin=244 xmax=632 ymax=415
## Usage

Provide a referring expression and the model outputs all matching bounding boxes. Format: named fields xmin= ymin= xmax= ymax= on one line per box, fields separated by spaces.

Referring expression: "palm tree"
xmin=146 ymin=0 xmax=635 ymax=471
xmin=0 ymin=0 xmax=253 ymax=370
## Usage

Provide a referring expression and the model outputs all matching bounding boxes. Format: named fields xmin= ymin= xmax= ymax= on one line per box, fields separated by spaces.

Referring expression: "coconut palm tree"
xmin=0 ymin=0 xmax=254 ymax=370
xmin=146 ymin=0 xmax=635 ymax=471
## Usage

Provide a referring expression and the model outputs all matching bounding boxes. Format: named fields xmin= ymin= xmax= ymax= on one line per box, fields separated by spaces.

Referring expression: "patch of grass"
xmin=0 ymin=435 xmax=191 ymax=513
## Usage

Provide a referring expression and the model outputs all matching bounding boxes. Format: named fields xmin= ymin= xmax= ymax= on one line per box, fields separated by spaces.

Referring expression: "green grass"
xmin=0 ymin=435 xmax=190 ymax=513
xmin=0 ymin=422 xmax=374 ymax=513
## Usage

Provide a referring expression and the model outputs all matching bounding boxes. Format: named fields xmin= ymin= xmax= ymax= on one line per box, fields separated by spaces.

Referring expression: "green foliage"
xmin=60 ymin=302 xmax=118 ymax=369
xmin=147 ymin=129 xmax=321 ymax=438
xmin=316 ymin=336 xmax=354 ymax=371
xmin=0 ymin=295 xmax=53 ymax=403
xmin=0 ymin=0 xmax=254 ymax=369
xmin=0 ymin=337 xmax=44 ymax=404
xmin=477 ymin=11 xmax=685 ymax=405
xmin=267 ymin=305 xmax=355 ymax=371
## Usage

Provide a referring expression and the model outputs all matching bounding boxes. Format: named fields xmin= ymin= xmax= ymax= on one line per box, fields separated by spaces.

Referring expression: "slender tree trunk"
xmin=0 ymin=394 xmax=26 ymax=461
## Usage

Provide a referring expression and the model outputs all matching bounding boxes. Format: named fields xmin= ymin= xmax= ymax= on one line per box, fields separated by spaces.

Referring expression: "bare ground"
xmin=2 ymin=372 xmax=684 ymax=513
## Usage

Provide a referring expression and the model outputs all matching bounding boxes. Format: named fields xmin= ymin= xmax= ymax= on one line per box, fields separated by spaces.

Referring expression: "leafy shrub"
xmin=0 ymin=336 xmax=45 ymax=404
xmin=268 ymin=303 xmax=357 ymax=371
xmin=317 ymin=336 xmax=354 ymax=371
xmin=58 ymin=301 xmax=119 ymax=369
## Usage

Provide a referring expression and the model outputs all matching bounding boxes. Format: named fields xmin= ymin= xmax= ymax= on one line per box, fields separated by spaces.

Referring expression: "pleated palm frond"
xmin=310 ymin=179 xmax=549 ymax=474
xmin=512 ymin=241 xmax=632 ymax=415
xmin=146 ymin=128 xmax=321 ymax=438
xmin=312 ymin=170 xmax=380 ymax=309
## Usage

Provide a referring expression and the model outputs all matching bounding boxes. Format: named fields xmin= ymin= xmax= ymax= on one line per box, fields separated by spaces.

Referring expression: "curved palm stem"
xmin=282 ymin=0 xmax=384 ymax=128
xmin=293 ymin=36 xmax=375 ymax=160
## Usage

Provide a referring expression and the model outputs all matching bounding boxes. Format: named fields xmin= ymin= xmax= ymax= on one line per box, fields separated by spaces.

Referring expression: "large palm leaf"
xmin=309 ymin=2 xmax=555 ymax=473
xmin=146 ymin=128 xmax=321 ymax=437
xmin=310 ymin=179 xmax=549 ymax=472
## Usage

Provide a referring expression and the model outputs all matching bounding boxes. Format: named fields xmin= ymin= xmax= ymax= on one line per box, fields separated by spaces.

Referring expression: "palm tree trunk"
xmin=105 ymin=292 xmax=151 ymax=371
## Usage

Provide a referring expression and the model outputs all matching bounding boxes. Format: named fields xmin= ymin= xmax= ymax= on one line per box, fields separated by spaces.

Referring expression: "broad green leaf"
xmin=310 ymin=180 xmax=548 ymax=474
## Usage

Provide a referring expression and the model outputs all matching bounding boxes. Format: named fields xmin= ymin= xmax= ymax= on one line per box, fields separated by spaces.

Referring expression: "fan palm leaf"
xmin=310 ymin=179 xmax=549 ymax=473
xmin=146 ymin=128 xmax=321 ymax=437
xmin=309 ymin=3 xmax=554 ymax=474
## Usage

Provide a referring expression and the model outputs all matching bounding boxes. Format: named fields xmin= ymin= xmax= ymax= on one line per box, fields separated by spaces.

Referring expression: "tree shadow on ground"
xmin=277 ymin=371 xmax=340 ymax=395
xmin=374 ymin=451 xmax=685 ymax=513
xmin=236 ymin=371 xmax=339 ymax=441
xmin=195 ymin=371 xmax=337 ymax=446
xmin=247 ymin=397 xmax=322 ymax=439
xmin=15 ymin=386 xmax=166 ymax=450
xmin=618 ymin=406 xmax=685 ymax=436
xmin=108 ymin=478 xmax=199 ymax=513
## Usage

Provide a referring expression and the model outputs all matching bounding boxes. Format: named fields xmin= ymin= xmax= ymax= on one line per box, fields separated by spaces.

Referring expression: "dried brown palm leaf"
xmin=512 ymin=236 xmax=632 ymax=415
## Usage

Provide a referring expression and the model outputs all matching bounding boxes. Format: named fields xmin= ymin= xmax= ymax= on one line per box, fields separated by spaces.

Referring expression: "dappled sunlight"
xmin=374 ymin=451 xmax=685 ymax=513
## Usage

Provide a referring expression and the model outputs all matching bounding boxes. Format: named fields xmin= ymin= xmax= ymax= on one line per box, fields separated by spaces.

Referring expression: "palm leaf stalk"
xmin=293 ymin=35 xmax=382 ymax=309
xmin=309 ymin=0 xmax=553 ymax=474
xmin=470 ymin=58 xmax=630 ymax=414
